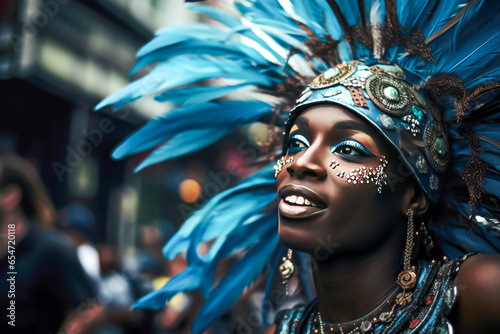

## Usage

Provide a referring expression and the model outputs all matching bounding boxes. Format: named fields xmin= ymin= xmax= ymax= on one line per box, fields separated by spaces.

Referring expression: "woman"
xmin=97 ymin=0 xmax=500 ymax=333
xmin=268 ymin=61 xmax=500 ymax=333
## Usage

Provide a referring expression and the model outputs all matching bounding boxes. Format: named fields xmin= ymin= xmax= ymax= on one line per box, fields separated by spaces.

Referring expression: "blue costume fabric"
xmin=96 ymin=0 xmax=500 ymax=332
xmin=274 ymin=254 xmax=475 ymax=334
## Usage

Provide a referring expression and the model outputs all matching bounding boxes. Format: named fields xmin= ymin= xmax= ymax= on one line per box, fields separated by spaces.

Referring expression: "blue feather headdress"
xmin=96 ymin=0 xmax=500 ymax=332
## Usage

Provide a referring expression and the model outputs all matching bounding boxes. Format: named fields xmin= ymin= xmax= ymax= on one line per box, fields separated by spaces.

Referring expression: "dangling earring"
xmin=280 ymin=249 xmax=295 ymax=296
xmin=396 ymin=208 xmax=417 ymax=306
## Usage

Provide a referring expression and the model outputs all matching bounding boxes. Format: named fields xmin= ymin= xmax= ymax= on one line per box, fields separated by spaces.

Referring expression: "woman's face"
xmin=276 ymin=105 xmax=408 ymax=257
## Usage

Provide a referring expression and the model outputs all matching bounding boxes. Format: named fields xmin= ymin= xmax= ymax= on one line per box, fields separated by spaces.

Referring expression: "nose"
xmin=286 ymin=145 xmax=328 ymax=180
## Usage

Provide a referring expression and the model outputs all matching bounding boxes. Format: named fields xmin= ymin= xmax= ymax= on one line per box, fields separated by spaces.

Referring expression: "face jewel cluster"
xmin=274 ymin=156 xmax=294 ymax=177
xmin=333 ymin=156 xmax=389 ymax=194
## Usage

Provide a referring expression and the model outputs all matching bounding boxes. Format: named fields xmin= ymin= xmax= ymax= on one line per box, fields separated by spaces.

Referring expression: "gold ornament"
xmin=280 ymin=249 xmax=295 ymax=296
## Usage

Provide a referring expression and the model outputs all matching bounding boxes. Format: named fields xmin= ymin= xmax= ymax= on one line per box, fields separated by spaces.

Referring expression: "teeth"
xmin=284 ymin=194 xmax=317 ymax=207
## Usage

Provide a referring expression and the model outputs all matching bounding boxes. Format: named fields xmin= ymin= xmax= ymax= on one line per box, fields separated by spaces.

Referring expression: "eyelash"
xmin=331 ymin=140 xmax=374 ymax=157
xmin=287 ymin=135 xmax=373 ymax=157
xmin=287 ymin=134 xmax=309 ymax=153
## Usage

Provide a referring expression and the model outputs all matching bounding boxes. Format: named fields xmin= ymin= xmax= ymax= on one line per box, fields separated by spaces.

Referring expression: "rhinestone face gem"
xmin=379 ymin=114 xmax=396 ymax=130
xmin=383 ymin=85 xmax=399 ymax=100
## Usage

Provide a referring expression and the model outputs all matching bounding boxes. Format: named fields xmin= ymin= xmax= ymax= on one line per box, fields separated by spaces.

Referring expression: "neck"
xmin=313 ymin=224 xmax=405 ymax=324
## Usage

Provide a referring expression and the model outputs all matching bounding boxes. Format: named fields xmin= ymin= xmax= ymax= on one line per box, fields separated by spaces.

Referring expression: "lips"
xmin=278 ymin=184 xmax=327 ymax=219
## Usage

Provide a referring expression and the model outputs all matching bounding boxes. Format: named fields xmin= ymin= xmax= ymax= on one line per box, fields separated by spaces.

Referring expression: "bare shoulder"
xmin=452 ymin=254 xmax=500 ymax=333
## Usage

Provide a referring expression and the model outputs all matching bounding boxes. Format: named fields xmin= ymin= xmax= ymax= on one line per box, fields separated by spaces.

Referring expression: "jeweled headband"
xmin=284 ymin=60 xmax=450 ymax=202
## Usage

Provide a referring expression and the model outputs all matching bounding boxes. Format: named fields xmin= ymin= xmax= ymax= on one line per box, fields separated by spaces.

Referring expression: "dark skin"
xmin=263 ymin=105 xmax=500 ymax=334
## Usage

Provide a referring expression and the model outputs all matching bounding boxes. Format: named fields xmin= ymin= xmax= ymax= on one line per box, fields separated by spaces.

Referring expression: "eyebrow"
xmin=293 ymin=117 xmax=309 ymax=128
xmin=332 ymin=120 xmax=375 ymax=134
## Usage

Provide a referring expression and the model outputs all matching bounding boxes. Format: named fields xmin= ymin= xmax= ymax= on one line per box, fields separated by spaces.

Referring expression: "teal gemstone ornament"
xmin=436 ymin=138 xmax=448 ymax=156
xmin=412 ymin=105 xmax=424 ymax=121
xmin=324 ymin=67 xmax=340 ymax=79
xmin=365 ymin=74 xmax=412 ymax=117
xmin=424 ymin=121 xmax=449 ymax=173
xmin=383 ymin=85 xmax=399 ymax=100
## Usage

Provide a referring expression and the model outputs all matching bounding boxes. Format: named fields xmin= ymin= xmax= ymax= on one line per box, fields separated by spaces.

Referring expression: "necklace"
xmin=315 ymin=286 xmax=401 ymax=334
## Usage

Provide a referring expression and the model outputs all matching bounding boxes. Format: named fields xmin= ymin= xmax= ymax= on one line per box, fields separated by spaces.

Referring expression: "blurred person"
xmin=58 ymin=203 xmax=101 ymax=285
xmin=96 ymin=244 xmax=152 ymax=334
xmin=0 ymin=154 xmax=102 ymax=334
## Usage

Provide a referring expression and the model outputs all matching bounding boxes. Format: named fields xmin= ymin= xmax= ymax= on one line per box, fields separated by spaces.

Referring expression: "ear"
xmin=401 ymin=182 xmax=428 ymax=218
xmin=0 ymin=184 xmax=22 ymax=213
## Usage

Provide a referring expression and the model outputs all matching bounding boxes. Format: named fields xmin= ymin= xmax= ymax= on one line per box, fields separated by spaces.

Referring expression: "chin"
xmin=278 ymin=221 xmax=321 ymax=254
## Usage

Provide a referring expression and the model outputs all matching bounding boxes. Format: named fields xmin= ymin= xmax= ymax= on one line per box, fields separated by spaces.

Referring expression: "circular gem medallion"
xmin=310 ymin=61 xmax=359 ymax=89
xmin=365 ymin=74 xmax=412 ymax=117
xmin=424 ymin=121 xmax=449 ymax=173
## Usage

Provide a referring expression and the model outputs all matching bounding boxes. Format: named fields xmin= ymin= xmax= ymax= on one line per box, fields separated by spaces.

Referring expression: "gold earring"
xmin=274 ymin=156 xmax=294 ymax=177
xmin=279 ymin=249 xmax=295 ymax=296
xmin=396 ymin=208 xmax=417 ymax=306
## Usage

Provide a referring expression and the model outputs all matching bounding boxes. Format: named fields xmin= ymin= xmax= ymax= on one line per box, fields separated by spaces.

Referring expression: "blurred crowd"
xmin=0 ymin=154 xmax=304 ymax=334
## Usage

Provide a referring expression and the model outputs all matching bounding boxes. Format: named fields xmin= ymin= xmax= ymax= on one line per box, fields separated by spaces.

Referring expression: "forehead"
xmin=291 ymin=104 xmax=378 ymax=136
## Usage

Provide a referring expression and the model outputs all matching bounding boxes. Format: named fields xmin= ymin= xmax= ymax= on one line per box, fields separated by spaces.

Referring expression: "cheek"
xmin=323 ymin=172 xmax=393 ymax=237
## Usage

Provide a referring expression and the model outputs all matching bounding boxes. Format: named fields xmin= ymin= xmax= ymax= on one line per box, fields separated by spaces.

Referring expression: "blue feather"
xmin=189 ymin=5 xmax=243 ymax=29
xmin=134 ymin=128 xmax=231 ymax=172
xmin=112 ymin=101 xmax=273 ymax=160
xmin=200 ymin=213 xmax=277 ymax=298
xmin=163 ymin=164 xmax=276 ymax=259
xmin=130 ymin=40 xmax=271 ymax=75
xmin=137 ymin=25 xmax=231 ymax=57
xmin=133 ymin=264 xmax=203 ymax=309
xmin=262 ymin=242 xmax=285 ymax=329
xmin=192 ymin=229 xmax=279 ymax=334
xmin=155 ymin=83 xmax=257 ymax=105
xmin=96 ymin=57 xmax=276 ymax=111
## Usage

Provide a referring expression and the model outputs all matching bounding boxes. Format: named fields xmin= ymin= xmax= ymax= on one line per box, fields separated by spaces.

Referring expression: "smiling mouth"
xmin=278 ymin=184 xmax=327 ymax=219
xmin=284 ymin=195 xmax=318 ymax=207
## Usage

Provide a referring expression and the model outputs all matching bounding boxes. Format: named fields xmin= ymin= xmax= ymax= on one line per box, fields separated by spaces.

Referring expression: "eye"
xmin=287 ymin=134 xmax=309 ymax=154
xmin=331 ymin=140 xmax=374 ymax=157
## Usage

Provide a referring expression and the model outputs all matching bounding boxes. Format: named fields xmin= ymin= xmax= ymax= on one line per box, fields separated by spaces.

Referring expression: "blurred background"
xmin=0 ymin=1 xmax=288 ymax=333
